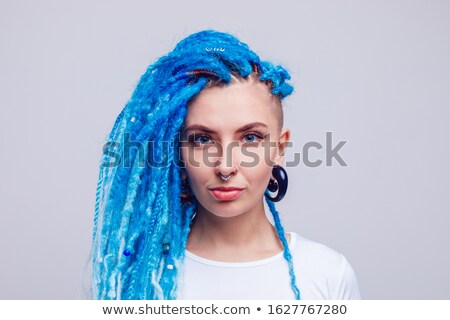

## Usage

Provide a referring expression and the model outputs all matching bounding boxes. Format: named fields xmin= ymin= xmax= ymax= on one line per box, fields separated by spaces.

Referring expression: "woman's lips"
xmin=209 ymin=188 xmax=244 ymax=201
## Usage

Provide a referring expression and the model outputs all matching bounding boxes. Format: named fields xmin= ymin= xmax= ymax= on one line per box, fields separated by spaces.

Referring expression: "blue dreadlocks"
xmin=91 ymin=29 xmax=300 ymax=299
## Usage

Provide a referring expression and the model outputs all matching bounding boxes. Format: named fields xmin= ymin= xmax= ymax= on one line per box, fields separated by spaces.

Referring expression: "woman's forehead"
xmin=185 ymin=81 xmax=278 ymax=129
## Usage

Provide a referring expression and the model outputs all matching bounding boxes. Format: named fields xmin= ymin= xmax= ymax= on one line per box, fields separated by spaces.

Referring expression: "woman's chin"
xmin=199 ymin=202 xmax=248 ymax=219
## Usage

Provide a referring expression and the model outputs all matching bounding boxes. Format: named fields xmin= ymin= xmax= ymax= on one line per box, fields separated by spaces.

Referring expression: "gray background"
xmin=1 ymin=0 xmax=449 ymax=299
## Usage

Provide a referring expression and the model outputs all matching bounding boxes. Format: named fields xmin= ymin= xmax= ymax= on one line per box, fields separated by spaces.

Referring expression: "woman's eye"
xmin=243 ymin=133 xmax=264 ymax=143
xmin=193 ymin=135 xmax=212 ymax=145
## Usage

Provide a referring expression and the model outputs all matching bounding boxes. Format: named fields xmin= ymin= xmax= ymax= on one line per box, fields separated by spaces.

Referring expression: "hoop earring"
xmin=265 ymin=165 xmax=288 ymax=202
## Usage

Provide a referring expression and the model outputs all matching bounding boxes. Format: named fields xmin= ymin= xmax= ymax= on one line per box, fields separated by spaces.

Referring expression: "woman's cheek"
xmin=194 ymin=145 xmax=220 ymax=168
xmin=240 ymin=145 xmax=275 ymax=170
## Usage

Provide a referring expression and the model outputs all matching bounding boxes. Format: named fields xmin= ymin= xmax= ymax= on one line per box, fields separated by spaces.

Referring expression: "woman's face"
xmin=180 ymin=79 xmax=290 ymax=218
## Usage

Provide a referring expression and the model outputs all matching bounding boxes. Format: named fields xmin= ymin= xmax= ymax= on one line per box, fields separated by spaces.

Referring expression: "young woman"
xmin=91 ymin=30 xmax=361 ymax=300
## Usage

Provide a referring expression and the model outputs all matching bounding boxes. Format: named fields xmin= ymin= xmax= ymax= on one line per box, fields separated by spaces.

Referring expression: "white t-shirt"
xmin=177 ymin=232 xmax=361 ymax=299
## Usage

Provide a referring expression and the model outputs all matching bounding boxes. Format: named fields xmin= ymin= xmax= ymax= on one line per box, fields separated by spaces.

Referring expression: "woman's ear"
xmin=274 ymin=128 xmax=291 ymax=166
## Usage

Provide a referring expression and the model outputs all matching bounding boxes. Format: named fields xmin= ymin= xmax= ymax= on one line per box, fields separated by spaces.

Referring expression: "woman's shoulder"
xmin=288 ymin=231 xmax=362 ymax=299
xmin=290 ymin=231 xmax=346 ymax=262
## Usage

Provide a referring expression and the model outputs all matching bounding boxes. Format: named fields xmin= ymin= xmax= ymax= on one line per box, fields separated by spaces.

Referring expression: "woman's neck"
xmin=186 ymin=200 xmax=289 ymax=262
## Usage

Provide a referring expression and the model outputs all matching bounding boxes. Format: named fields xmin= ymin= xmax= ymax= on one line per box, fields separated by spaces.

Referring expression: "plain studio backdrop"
xmin=1 ymin=0 xmax=449 ymax=299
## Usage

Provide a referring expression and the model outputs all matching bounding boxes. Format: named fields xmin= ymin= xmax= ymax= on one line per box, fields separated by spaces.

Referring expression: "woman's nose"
xmin=214 ymin=141 xmax=240 ymax=177
xmin=215 ymin=159 xmax=238 ymax=178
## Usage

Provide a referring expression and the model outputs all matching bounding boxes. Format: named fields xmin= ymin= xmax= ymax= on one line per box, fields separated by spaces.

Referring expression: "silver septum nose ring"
xmin=220 ymin=174 xmax=231 ymax=182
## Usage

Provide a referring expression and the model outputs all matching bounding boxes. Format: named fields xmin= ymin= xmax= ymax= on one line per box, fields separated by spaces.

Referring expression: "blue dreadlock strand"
xmin=91 ymin=29 xmax=298 ymax=300
xmin=265 ymin=195 xmax=301 ymax=299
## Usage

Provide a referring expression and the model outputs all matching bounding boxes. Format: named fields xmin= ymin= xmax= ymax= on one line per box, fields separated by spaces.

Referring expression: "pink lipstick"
xmin=209 ymin=187 xmax=244 ymax=201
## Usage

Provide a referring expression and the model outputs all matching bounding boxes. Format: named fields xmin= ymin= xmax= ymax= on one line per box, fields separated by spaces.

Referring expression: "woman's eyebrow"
xmin=184 ymin=122 xmax=268 ymax=134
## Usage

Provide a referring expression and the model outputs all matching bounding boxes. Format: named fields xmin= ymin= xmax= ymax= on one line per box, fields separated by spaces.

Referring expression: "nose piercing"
xmin=217 ymin=161 xmax=237 ymax=182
